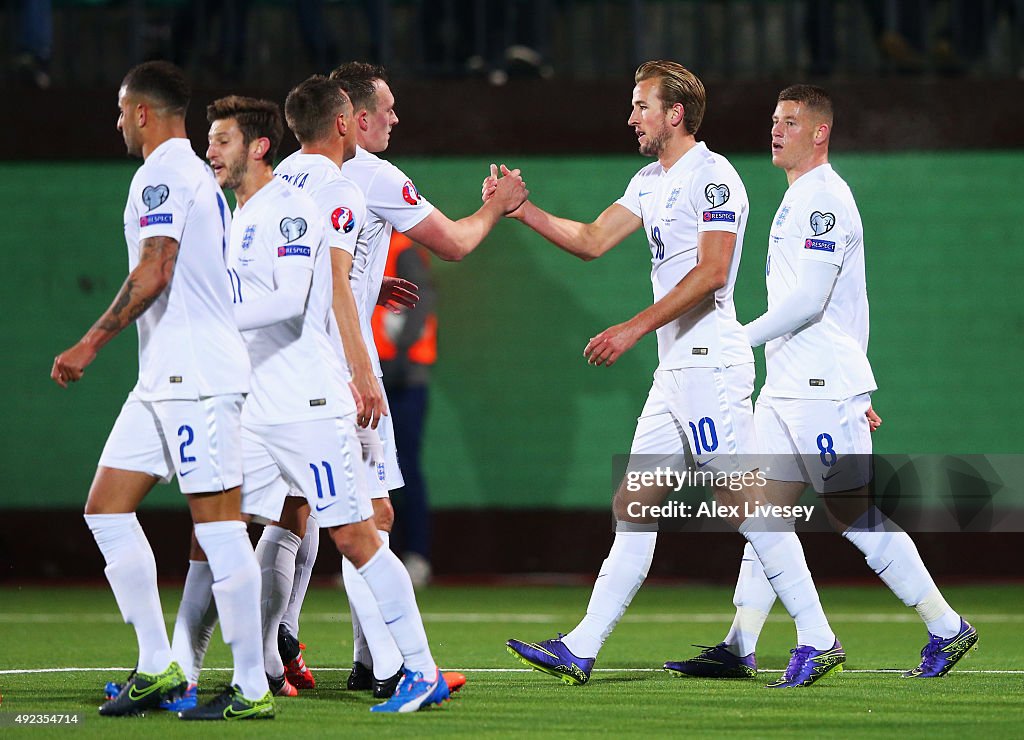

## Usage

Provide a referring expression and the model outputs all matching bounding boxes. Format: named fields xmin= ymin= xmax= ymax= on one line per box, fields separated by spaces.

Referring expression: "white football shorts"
xmin=241 ymin=416 xmax=373 ymax=529
xmin=628 ymin=364 xmax=757 ymax=475
xmin=98 ymin=392 xmax=244 ymax=494
xmin=755 ymin=392 xmax=873 ymax=493
xmin=361 ymin=379 xmax=404 ymax=499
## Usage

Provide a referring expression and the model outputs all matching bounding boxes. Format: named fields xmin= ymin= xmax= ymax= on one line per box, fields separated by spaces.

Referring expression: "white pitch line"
xmin=0 ymin=612 xmax=1022 ymax=624
xmin=2 ymin=667 xmax=1023 ymax=676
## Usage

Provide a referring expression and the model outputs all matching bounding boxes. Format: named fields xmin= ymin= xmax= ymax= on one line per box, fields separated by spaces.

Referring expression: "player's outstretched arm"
xmin=51 ymin=235 xmax=180 ymax=387
xmin=584 ymin=230 xmax=734 ymax=367
xmin=405 ymin=164 xmax=528 ymax=262
xmin=482 ymin=164 xmax=640 ymax=262
xmin=331 ymin=248 xmax=386 ymax=429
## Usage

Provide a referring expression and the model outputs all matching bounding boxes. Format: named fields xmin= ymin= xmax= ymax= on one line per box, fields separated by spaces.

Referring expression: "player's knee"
xmin=611 ymin=490 xmax=637 ymax=522
xmin=329 ymin=521 xmax=382 ymax=568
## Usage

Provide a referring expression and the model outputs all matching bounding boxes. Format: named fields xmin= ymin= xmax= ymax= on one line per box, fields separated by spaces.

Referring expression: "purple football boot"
xmin=765 ymin=639 xmax=845 ymax=688
xmin=506 ymin=635 xmax=594 ymax=685
xmin=902 ymin=619 xmax=978 ymax=678
xmin=664 ymin=643 xmax=757 ymax=678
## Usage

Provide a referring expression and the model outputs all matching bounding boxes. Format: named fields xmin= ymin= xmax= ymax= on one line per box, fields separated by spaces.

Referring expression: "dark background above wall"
xmin=5 ymin=77 xmax=1024 ymax=161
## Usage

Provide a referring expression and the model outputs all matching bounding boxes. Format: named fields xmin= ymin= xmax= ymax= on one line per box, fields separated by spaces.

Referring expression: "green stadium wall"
xmin=4 ymin=153 xmax=1022 ymax=511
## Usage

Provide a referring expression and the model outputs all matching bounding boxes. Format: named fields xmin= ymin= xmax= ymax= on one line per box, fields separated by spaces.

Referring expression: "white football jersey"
xmin=616 ymin=142 xmax=753 ymax=371
xmin=123 ymin=137 xmax=249 ymax=400
xmin=275 ymin=151 xmax=369 ymax=375
xmin=340 ymin=146 xmax=434 ymax=376
xmin=761 ymin=164 xmax=876 ymax=400
xmin=274 ymin=152 xmax=365 ymax=260
xmin=227 ymin=177 xmax=354 ymax=425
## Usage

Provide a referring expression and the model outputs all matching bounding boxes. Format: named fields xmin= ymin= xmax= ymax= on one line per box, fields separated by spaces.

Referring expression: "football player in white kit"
xmin=51 ymin=62 xmax=271 ymax=719
xmin=206 ymin=94 xmax=452 ymax=713
xmin=167 ymin=83 xmax=382 ymax=698
xmin=665 ymin=85 xmax=977 ymax=682
xmin=500 ymin=61 xmax=844 ymax=688
xmin=270 ymin=75 xmax=401 ymax=696
xmin=276 ymin=74 xmax=472 ymax=700
xmin=316 ymin=61 xmax=528 ymax=695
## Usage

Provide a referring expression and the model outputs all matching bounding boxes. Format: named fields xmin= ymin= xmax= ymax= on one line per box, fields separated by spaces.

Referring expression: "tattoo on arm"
xmin=94 ymin=236 xmax=180 ymax=336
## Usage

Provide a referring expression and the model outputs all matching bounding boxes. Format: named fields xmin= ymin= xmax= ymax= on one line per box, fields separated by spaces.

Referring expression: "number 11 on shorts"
xmin=309 ymin=462 xmax=337 ymax=499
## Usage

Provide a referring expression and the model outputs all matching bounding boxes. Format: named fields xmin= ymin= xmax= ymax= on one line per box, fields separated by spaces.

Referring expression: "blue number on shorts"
xmin=309 ymin=462 xmax=337 ymax=499
xmin=177 ymin=425 xmax=197 ymax=464
xmin=687 ymin=417 xmax=719 ymax=454
xmin=817 ymin=433 xmax=837 ymax=467
xmin=766 ymin=252 xmax=771 ymax=276
xmin=651 ymin=226 xmax=665 ymax=260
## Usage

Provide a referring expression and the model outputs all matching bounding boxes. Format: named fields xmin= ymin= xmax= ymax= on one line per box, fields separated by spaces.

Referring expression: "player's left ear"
xmin=814 ymin=122 xmax=830 ymax=144
xmin=251 ymin=136 xmax=271 ymax=161
xmin=336 ymin=112 xmax=348 ymax=137
xmin=135 ymin=103 xmax=148 ymax=129
xmin=670 ymin=103 xmax=685 ymax=128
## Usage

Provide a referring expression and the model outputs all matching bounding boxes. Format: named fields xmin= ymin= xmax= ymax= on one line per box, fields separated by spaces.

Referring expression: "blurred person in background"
xmin=372 ymin=231 xmax=438 ymax=587
xmin=13 ymin=0 xmax=52 ymax=88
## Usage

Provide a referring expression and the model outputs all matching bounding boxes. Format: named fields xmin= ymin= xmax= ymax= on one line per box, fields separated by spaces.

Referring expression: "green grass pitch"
xmin=1 ymin=583 xmax=1022 ymax=737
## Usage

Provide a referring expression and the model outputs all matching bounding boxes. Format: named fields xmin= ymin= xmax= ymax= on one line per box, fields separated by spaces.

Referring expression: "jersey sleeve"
xmin=133 ymin=163 xmax=190 ymax=242
xmin=364 ymin=162 xmax=434 ymax=233
xmin=270 ymin=196 xmax=321 ymax=275
xmin=691 ymin=161 xmax=745 ymax=234
xmin=795 ymin=191 xmax=848 ymax=267
xmin=317 ymin=180 xmax=366 ymax=256
xmin=614 ymin=169 xmax=645 ymax=218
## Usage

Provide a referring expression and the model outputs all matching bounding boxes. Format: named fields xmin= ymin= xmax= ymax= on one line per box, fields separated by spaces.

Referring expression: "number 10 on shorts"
xmin=688 ymin=417 xmax=719 ymax=455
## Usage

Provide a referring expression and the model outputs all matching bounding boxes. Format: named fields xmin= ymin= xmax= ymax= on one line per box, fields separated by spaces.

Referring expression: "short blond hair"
xmin=635 ymin=60 xmax=706 ymax=135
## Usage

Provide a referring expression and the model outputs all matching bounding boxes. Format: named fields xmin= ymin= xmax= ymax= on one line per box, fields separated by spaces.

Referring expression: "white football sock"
xmin=171 ymin=559 xmax=217 ymax=684
xmin=282 ymin=514 xmax=320 ymax=639
xmin=194 ymin=520 xmax=268 ymax=700
xmin=85 ymin=513 xmax=172 ymax=675
xmin=255 ymin=525 xmax=301 ymax=678
xmin=740 ymin=523 xmax=834 ymax=650
xmin=723 ymin=542 xmax=777 ymax=656
xmin=346 ymin=527 xmax=388 ymax=667
xmin=562 ymin=531 xmax=657 ymax=659
xmin=343 ymin=531 xmax=403 ymax=679
xmin=843 ymin=521 xmax=960 ymax=638
xmin=357 ymin=543 xmax=434 ymax=676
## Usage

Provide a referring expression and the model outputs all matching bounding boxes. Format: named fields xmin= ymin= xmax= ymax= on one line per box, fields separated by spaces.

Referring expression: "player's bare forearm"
xmin=330 ymin=250 xmax=385 ymax=427
xmin=637 ymin=266 xmax=725 ymax=336
xmin=406 ymin=210 xmax=490 ymax=262
xmin=518 ymin=203 xmax=593 ymax=259
xmin=91 ymin=236 xmax=179 ymax=345
xmin=583 ymin=262 xmax=727 ymax=368
xmin=448 ymin=203 xmax=505 ymax=259
xmin=519 ymin=201 xmax=639 ymax=262
xmin=411 ymin=169 xmax=527 ymax=261
xmin=629 ymin=230 xmax=735 ymax=335
xmin=51 ymin=236 xmax=178 ymax=387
